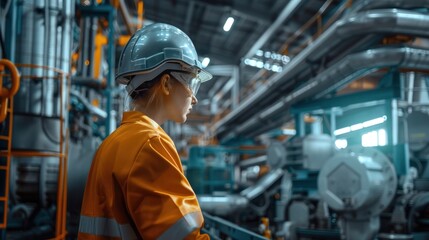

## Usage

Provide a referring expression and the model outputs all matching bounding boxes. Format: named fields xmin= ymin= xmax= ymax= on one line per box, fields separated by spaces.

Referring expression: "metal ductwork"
xmin=235 ymin=46 xmax=429 ymax=138
xmin=214 ymin=9 xmax=429 ymax=140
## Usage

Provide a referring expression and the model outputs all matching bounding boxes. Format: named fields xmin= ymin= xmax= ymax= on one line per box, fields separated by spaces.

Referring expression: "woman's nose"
xmin=192 ymin=95 xmax=198 ymax=105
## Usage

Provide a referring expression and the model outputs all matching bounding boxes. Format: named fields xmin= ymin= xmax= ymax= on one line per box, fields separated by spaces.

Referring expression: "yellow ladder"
xmin=0 ymin=59 xmax=20 ymax=230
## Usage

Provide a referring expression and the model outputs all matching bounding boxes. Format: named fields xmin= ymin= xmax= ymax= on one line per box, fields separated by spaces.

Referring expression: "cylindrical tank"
xmin=6 ymin=0 xmax=74 ymax=207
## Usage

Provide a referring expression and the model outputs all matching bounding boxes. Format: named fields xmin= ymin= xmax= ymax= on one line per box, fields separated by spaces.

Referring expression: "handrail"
xmin=0 ymin=59 xmax=20 ymax=230
xmin=0 ymin=59 xmax=20 ymax=122
xmin=9 ymin=63 xmax=69 ymax=239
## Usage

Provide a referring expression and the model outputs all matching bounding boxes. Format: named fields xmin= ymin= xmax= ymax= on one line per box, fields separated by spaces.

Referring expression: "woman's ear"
xmin=160 ymin=73 xmax=172 ymax=95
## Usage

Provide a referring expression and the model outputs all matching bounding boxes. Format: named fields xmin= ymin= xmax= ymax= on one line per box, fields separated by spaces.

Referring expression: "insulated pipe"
xmin=240 ymin=168 xmax=284 ymax=200
xmin=241 ymin=46 xmax=429 ymax=138
xmin=348 ymin=0 xmax=429 ymax=14
xmin=214 ymin=9 xmax=429 ymax=139
xmin=58 ymin=0 xmax=74 ymax=118
xmin=197 ymin=169 xmax=284 ymax=216
xmin=70 ymin=90 xmax=107 ymax=119
xmin=197 ymin=195 xmax=249 ymax=217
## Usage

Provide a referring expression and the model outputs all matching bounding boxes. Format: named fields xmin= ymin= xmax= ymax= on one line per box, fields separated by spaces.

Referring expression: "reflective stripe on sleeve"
xmin=157 ymin=211 xmax=203 ymax=240
xmin=79 ymin=215 xmax=138 ymax=239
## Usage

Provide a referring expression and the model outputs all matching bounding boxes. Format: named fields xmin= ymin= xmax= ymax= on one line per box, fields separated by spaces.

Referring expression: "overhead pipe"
xmin=348 ymin=0 xmax=429 ymax=14
xmin=241 ymin=0 xmax=344 ymax=105
xmin=184 ymin=1 xmax=195 ymax=34
xmin=239 ymin=0 xmax=428 ymax=109
xmin=214 ymin=9 xmax=429 ymax=139
xmin=237 ymin=46 xmax=429 ymax=138
xmin=241 ymin=0 xmax=303 ymax=60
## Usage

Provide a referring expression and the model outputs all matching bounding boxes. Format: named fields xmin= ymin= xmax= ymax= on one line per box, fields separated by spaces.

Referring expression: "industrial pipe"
xmin=214 ymin=9 xmax=429 ymax=139
xmin=242 ymin=46 xmax=429 ymax=138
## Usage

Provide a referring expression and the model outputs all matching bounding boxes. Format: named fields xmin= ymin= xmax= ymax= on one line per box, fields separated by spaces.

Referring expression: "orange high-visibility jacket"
xmin=78 ymin=111 xmax=209 ymax=240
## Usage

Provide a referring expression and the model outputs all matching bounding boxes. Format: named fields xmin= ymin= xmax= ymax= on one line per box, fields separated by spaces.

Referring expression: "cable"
xmin=0 ymin=24 xmax=7 ymax=59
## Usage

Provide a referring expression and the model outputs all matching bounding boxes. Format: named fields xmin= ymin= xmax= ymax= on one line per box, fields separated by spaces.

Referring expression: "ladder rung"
xmin=0 ymin=197 xmax=6 ymax=201
xmin=0 ymin=166 xmax=7 ymax=170
xmin=0 ymin=151 xmax=10 ymax=156
xmin=0 ymin=136 xmax=9 ymax=140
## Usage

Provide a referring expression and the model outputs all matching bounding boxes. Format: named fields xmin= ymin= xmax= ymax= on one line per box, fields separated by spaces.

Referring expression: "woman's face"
xmin=166 ymin=76 xmax=198 ymax=123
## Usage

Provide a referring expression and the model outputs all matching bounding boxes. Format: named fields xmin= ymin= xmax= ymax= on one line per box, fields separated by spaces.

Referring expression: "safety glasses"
xmin=170 ymin=71 xmax=202 ymax=95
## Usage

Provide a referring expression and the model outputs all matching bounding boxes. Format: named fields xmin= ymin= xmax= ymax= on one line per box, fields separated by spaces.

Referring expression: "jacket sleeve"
xmin=125 ymin=135 xmax=209 ymax=240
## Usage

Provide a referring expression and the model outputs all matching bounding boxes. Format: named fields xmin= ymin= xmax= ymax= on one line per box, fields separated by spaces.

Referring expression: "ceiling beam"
xmin=184 ymin=1 xmax=196 ymax=33
xmin=191 ymin=1 xmax=270 ymax=25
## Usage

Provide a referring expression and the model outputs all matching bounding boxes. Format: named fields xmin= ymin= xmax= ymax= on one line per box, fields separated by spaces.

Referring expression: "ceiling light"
xmin=202 ymin=57 xmax=210 ymax=68
xmin=223 ymin=17 xmax=235 ymax=32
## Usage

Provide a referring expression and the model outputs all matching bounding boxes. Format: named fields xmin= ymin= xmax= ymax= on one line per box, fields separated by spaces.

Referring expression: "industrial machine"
xmin=193 ymin=108 xmax=429 ymax=239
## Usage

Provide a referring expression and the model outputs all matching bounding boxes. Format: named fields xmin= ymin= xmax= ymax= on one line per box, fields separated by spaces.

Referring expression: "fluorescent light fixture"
xmin=362 ymin=116 xmax=386 ymax=127
xmin=264 ymin=51 xmax=271 ymax=58
xmin=350 ymin=123 xmax=363 ymax=131
xmin=202 ymin=57 xmax=210 ymax=68
xmin=334 ymin=115 xmax=387 ymax=136
xmin=223 ymin=17 xmax=235 ymax=32
xmin=335 ymin=139 xmax=348 ymax=149
xmin=334 ymin=127 xmax=351 ymax=136
xmin=282 ymin=129 xmax=296 ymax=135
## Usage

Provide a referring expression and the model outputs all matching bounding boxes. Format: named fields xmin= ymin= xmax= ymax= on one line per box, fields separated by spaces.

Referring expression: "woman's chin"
xmin=173 ymin=116 xmax=187 ymax=123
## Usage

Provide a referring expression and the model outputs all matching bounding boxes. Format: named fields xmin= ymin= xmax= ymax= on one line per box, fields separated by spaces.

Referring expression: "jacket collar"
xmin=121 ymin=111 xmax=160 ymax=129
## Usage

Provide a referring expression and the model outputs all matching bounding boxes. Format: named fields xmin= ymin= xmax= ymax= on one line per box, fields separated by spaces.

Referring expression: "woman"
xmin=78 ymin=23 xmax=212 ymax=240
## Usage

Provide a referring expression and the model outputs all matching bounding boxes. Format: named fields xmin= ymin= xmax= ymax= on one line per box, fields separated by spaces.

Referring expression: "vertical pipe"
xmin=31 ymin=0 xmax=45 ymax=78
xmin=44 ymin=0 xmax=59 ymax=117
xmin=425 ymin=76 xmax=429 ymax=98
xmin=232 ymin=66 xmax=239 ymax=109
xmin=387 ymin=71 xmax=409 ymax=176
xmin=105 ymin=8 xmax=116 ymax=135
xmin=311 ymin=116 xmax=322 ymax=135
xmin=5 ymin=0 xmax=17 ymax=62
xmin=59 ymin=0 xmax=74 ymax=122
xmin=295 ymin=113 xmax=305 ymax=137
xmin=77 ymin=15 xmax=96 ymax=77
xmin=330 ymin=108 xmax=337 ymax=140
xmin=407 ymin=72 xmax=415 ymax=106
xmin=15 ymin=1 xmax=36 ymax=113
xmin=55 ymin=71 xmax=65 ymax=237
